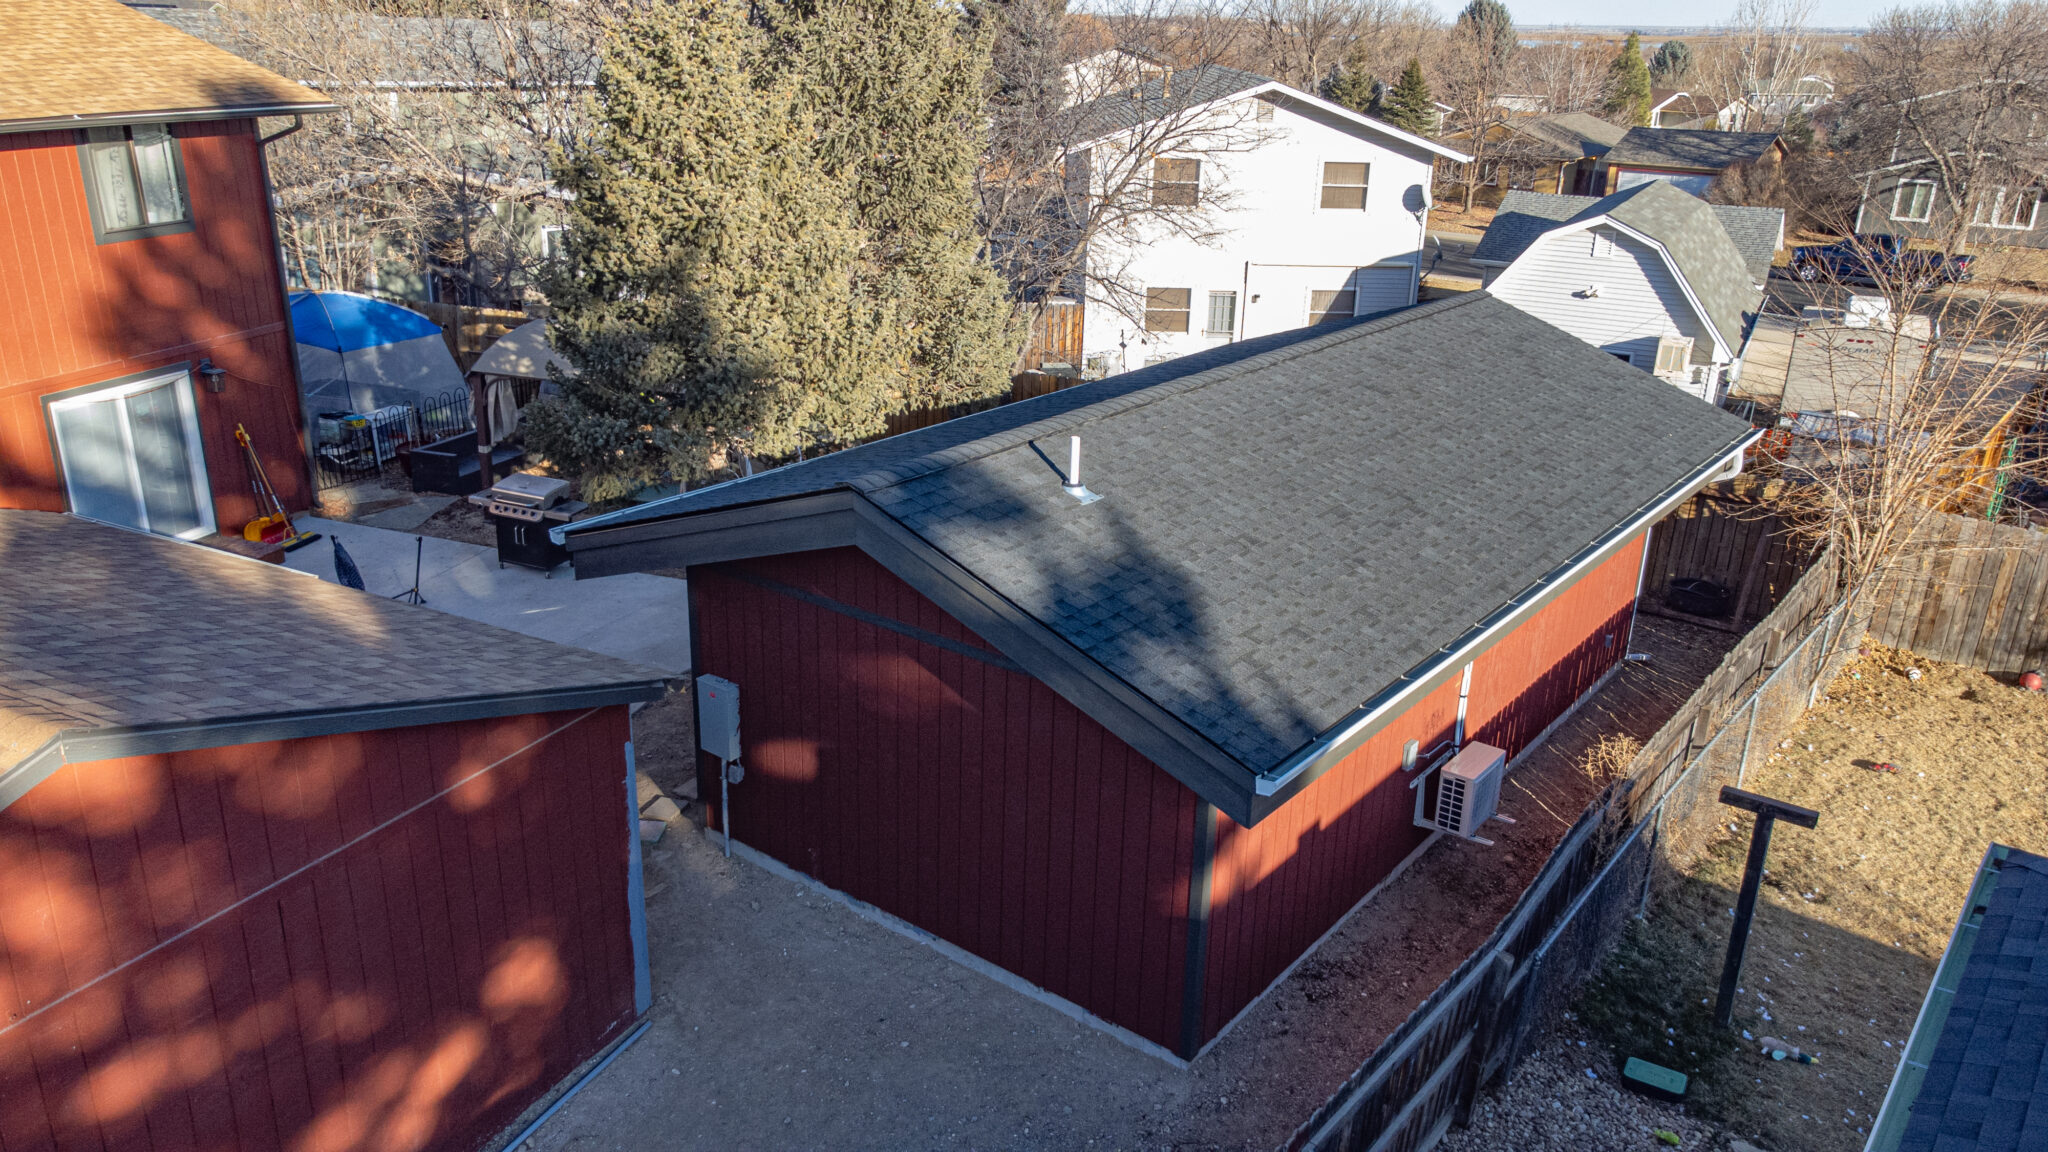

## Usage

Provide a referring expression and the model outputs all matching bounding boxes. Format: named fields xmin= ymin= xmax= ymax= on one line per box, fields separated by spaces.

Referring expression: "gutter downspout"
xmin=1252 ymin=428 xmax=1762 ymax=800
xmin=254 ymin=114 xmax=317 ymax=514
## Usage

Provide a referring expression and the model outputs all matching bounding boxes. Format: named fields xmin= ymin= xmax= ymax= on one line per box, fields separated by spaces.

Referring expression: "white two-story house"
xmin=1063 ymin=66 xmax=1469 ymax=376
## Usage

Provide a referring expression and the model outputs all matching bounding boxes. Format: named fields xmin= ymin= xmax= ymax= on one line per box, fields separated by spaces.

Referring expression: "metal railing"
xmin=311 ymin=388 xmax=477 ymax=490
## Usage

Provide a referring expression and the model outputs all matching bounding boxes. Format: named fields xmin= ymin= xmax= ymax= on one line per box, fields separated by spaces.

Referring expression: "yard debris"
xmin=1653 ymin=1130 xmax=1682 ymax=1146
xmin=1867 ymin=762 xmax=1898 ymax=774
xmin=2022 ymin=670 xmax=2043 ymax=692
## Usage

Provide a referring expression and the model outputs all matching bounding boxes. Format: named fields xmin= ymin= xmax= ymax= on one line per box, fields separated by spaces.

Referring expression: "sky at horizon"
xmin=1431 ymin=0 xmax=1890 ymax=31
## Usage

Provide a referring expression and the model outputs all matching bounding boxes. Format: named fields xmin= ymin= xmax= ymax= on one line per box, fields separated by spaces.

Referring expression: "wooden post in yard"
xmin=467 ymin=370 xmax=494 ymax=491
xmin=1713 ymin=788 xmax=1819 ymax=1030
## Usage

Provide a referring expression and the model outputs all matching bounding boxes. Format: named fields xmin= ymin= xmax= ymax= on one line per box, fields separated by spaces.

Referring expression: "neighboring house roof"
xmin=1868 ymin=844 xmax=2048 ymax=1152
xmin=1476 ymin=187 xmax=1784 ymax=284
xmin=560 ymin=293 xmax=1752 ymax=822
xmin=1605 ymin=127 xmax=1783 ymax=172
xmin=0 ymin=512 xmax=668 ymax=806
xmin=143 ymin=8 xmax=598 ymax=89
xmin=1064 ymin=64 xmax=1470 ymax=162
xmin=0 ymin=0 xmax=333 ymax=133
xmin=1506 ymin=112 xmax=1627 ymax=159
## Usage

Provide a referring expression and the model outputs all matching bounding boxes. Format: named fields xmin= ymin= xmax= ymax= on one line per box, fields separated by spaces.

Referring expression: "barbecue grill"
xmin=469 ymin=474 xmax=587 ymax=575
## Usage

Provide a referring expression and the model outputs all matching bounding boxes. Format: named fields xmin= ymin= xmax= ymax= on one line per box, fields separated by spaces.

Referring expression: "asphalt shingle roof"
xmin=1477 ymin=189 xmax=1783 ymax=283
xmin=1 ymin=0 xmax=331 ymax=130
xmin=1472 ymin=184 xmax=1776 ymax=350
xmin=571 ymin=294 xmax=1751 ymax=771
xmin=1897 ymin=846 xmax=2048 ymax=1152
xmin=1604 ymin=127 xmax=1782 ymax=171
xmin=0 ymin=512 xmax=666 ymax=777
xmin=1508 ymin=112 xmax=1627 ymax=159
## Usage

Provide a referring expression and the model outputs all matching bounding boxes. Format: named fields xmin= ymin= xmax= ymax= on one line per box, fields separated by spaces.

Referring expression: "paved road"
xmin=1425 ymin=231 xmax=1486 ymax=283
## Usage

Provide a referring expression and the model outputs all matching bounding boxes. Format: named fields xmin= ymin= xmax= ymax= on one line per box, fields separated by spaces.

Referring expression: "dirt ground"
xmin=1575 ymin=645 xmax=2048 ymax=1152
xmin=1427 ymin=202 xmax=1500 ymax=236
xmin=515 ymin=617 xmax=1736 ymax=1151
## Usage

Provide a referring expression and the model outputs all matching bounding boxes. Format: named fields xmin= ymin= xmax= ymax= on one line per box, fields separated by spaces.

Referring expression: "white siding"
xmin=1081 ymin=95 xmax=1437 ymax=375
xmin=1487 ymin=226 xmax=1724 ymax=400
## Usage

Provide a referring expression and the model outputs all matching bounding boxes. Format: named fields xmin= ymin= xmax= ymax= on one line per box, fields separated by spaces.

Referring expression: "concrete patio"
xmin=282 ymin=516 xmax=689 ymax=673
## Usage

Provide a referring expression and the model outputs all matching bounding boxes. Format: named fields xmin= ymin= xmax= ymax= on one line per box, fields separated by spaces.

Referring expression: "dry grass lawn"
xmin=1581 ymin=645 xmax=2048 ymax=1151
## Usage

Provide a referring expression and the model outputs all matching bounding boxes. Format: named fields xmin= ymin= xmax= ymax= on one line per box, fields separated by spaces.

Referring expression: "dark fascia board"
xmin=0 ymin=678 xmax=669 ymax=814
xmin=567 ymin=488 xmax=1264 ymax=823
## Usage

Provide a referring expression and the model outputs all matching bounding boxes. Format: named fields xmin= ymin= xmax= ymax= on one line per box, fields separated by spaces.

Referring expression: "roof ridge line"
xmin=845 ymin=294 xmax=1491 ymax=495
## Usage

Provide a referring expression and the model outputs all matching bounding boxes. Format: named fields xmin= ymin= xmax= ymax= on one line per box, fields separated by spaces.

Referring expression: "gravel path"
xmin=1438 ymin=1018 xmax=1738 ymax=1152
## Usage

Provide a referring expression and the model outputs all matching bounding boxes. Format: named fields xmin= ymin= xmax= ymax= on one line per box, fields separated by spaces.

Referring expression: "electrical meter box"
xmin=696 ymin=674 xmax=741 ymax=762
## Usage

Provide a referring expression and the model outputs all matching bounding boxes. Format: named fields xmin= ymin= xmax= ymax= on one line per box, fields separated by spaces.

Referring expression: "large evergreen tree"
xmin=1378 ymin=58 xmax=1437 ymax=136
xmin=1604 ymin=31 xmax=1653 ymax=127
xmin=530 ymin=0 xmax=1018 ymax=497
xmin=1455 ymin=0 xmax=1517 ymax=70
xmin=1649 ymin=38 xmax=1691 ymax=85
xmin=1326 ymin=62 xmax=1380 ymax=115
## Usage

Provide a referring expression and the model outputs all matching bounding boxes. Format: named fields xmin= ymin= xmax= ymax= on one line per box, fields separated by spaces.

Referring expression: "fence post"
xmin=1735 ymin=696 xmax=1762 ymax=790
xmin=1452 ymin=950 xmax=1515 ymax=1128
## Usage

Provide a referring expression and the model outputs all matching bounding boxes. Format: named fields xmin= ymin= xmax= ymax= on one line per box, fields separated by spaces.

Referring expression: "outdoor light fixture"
xmin=197 ymin=358 xmax=227 ymax=394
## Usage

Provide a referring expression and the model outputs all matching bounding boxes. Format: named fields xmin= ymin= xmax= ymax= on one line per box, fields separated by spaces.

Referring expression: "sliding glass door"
xmin=49 ymin=369 xmax=213 ymax=540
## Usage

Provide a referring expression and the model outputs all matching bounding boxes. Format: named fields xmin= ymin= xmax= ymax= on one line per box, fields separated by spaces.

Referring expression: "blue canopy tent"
xmin=290 ymin=292 xmax=469 ymax=416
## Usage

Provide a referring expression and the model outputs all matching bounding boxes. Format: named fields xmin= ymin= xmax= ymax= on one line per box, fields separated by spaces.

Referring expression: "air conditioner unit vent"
xmin=1434 ymin=741 xmax=1507 ymax=839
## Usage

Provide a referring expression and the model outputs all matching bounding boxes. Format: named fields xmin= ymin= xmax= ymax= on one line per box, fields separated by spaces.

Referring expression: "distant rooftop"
xmin=1605 ymin=127 xmax=1783 ymax=171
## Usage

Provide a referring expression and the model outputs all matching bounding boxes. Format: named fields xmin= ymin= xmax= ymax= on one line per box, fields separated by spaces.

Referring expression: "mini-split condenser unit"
xmin=1433 ymin=741 xmax=1507 ymax=840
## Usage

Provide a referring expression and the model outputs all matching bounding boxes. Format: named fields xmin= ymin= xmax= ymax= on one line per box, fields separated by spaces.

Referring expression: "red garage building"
xmin=0 ymin=512 xmax=669 ymax=1151
xmin=563 ymin=294 xmax=1759 ymax=1060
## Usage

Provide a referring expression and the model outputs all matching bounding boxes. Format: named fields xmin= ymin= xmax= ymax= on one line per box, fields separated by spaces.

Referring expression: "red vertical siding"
xmin=0 ymin=706 xmax=637 ymax=1152
xmin=1198 ymin=534 xmax=1646 ymax=1043
xmin=0 ymin=120 xmax=310 ymax=524
xmin=691 ymin=548 xmax=1196 ymax=1051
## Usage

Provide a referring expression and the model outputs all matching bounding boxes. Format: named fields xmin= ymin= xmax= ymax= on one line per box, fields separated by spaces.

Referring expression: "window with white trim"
xmin=1974 ymin=185 xmax=2041 ymax=230
xmin=78 ymin=124 xmax=191 ymax=242
xmin=1309 ymin=289 xmax=1356 ymax=324
xmin=1320 ymin=162 xmax=1369 ymax=210
xmin=1144 ymin=287 xmax=1191 ymax=332
xmin=1150 ymin=158 xmax=1201 ymax=207
xmin=46 ymin=367 xmax=214 ymax=540
xmin=1204 ymin=291 xmax=1237 ymax=337
xmin=1891 ymin=179 xmax=1935 ymax=223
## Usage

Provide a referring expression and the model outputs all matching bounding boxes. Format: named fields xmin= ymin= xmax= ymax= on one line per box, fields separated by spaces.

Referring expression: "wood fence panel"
xmin=1858 ymin=511 xmax=2048 ymax=674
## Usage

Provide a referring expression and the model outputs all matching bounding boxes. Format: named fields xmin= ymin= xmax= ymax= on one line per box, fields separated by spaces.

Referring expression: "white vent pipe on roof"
xmin=1063 ymin=435 xmax=1102 ymax=505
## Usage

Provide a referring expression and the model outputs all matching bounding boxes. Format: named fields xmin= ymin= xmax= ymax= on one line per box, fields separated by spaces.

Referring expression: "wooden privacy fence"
xmin=402 ymin=299 xmax=528 ymax=370
xmin=1640 ymin=484 xmax=1816 ymax=633
xmin=1864 ymin=511 xmax=2048 ymax=675
xmin=880 ymin=371 xmax=1083 ymax=438
xmin=1284 ymin=552 xmax=1847 ymax=1152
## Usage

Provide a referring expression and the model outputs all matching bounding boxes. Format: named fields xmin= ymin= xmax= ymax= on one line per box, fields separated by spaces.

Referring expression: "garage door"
xmin=1352 ymin=264 xmax=1415 ymax=315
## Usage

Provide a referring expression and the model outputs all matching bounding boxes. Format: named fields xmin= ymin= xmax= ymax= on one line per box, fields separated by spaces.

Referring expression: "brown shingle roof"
xmin=0 ymin=0 xmax=332 ymax=133
xmin=0 ymin=511 xmax=667 ymax=781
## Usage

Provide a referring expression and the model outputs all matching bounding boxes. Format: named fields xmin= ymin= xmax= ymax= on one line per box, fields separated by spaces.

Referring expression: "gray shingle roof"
xmin=569 ymin=294 xmax=1751 ymax=771
xmin=1066 ymin=64 xmax=1272 ymax=141
xmin=1473 ymin=184 xmax=1775 ymax=351
xmin=1894 ymin=846 xmax=2048 ymax=1152
xmin=1604 ymin=127 xmax=1782 ymax=171
xmin=0 ymin=511 xmax=665 ymax=777
xmin=1508 ymin=112 xmax=1627 ymax=159
xmin=1476 ymin=189 xmax=1782 ymax=283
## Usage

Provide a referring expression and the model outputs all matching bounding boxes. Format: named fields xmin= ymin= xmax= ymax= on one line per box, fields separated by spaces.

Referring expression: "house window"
xmin=1591 ymin=230 xmax=1616 ymax=258
xmin=1975 ymin=186 xmax=2041 ymax=230
xmin=1255 ymin=100 xmax=1275 ymax=122
xmin=45 ymin=367 xmax=214 ymax=540
xmin=1204 ymin=291 xmax=1237 ymax=336
xmin=541 ymin=225 xmax=568 ymax=263
xmin=1891 ymin=179 xmax=1935 ymax=223
xmin=1654 ymin=336 xmax=1694 ymax=375
xmin=78 ymin=124 xmax=191 ymax=243
xmin=1144 ymin=287 xmax=1191 ymax=332
xmin=1151 ymin=158 xmax=1201 ymax=207
xmin=1309 ymin=289 xmax=1356 ymax=324
xmin=1320 ymin=162 xmax=1369 ymax=210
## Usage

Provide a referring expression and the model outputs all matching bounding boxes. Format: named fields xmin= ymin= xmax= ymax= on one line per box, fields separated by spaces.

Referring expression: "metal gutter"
xmin=0 ymin=104 xmax=338 ymax=135
xmin=0 ymin=678 xmax=669 ymax=814
xmin=1251 ymin=428 xmax=1761 ymax=805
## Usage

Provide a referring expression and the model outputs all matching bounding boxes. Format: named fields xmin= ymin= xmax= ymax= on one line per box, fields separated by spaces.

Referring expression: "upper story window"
xmin=1151 ymin=158 xmax=1201 ymax=207
xmin=1974 ymin=185 xmax=2041 ymax=231
xmin=1891 ymin=179 xmax=1935 ymax=223
xmin=1320 ymin=163 xmax=1369 ymax=210
xmin=79 ymin=124 xmax=191 ymax=243
xmin=1144 ymin=287 xmax=1191 ymax=332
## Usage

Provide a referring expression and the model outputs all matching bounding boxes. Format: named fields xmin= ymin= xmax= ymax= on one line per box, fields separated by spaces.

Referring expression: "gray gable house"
xmin=1868 ymin=844 xmax=2048 ymax=1151
xmin=1602 ymin=127 xmax=1786 ymax=197
xmin=1472 ymin=182 xmax=1781 ymax=404
xmin=551 ymin=294 xmax=1758 ymax=1058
